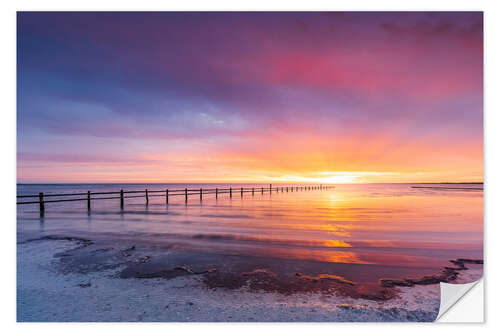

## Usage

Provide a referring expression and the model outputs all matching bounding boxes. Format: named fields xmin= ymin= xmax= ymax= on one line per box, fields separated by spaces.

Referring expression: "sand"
xmin=17 ymin=238 xmax=481 ymax=322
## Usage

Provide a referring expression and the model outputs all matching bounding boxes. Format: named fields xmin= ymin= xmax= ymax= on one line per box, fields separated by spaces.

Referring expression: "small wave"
xmin=295 ymin=272 xmax=355 ymax=285
xmin=380 ymin=258 xmax=483 ymax=287
xmin=200 ymin=214 xmax=253 ymax=219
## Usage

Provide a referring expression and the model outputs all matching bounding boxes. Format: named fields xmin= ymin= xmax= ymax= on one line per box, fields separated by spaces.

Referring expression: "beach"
xmin=17 ymin=236 xmax=482 ymax=322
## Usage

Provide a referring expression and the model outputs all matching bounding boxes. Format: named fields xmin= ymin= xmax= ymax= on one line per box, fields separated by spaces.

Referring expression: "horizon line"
xmin=17 ymin=181 xmax=484 ymax=185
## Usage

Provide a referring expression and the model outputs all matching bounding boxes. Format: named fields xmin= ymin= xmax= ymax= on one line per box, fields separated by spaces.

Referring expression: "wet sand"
xmin=17 ymin=237 xmax=482 ymax=322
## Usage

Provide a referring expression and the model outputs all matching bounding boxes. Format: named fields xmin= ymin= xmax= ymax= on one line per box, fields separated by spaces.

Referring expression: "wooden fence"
xmin=17 ymin=184 xmax=334 ymax=217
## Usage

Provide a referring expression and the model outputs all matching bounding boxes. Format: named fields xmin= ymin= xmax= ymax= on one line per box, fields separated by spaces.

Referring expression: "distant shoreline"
xmin=17 ymin=182 xmax=484 ymax=186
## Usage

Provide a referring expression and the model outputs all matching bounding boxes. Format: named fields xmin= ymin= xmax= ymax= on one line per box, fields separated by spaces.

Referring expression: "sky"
xmin=17 ymin=12 xmax=483 ymax=184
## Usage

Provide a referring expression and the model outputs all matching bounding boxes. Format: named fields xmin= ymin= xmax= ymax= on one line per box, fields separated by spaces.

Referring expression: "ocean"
xmin=16 ymin=183 xmax=484 ymax=321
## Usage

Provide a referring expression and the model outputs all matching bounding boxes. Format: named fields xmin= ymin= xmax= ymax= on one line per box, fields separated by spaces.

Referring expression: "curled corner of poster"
xmin=436 ymin=278 xmax=484 ymax=322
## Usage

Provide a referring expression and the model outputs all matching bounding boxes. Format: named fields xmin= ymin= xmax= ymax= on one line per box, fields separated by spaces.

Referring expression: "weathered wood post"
xmin=87 ymin=191 xmax=91 ymax=211
xmin=185 ymin=188 xmax=188 ymax=203
xmin=166 ymin=189 xmax=169 ymax=204
xmin=269 ymin=184 xmax=272 ymax=193
xmin=241 ymin=187 xmax=243 ymax=197
xmin=120 ymin=189 xmax=124 ymax=210
xmin=39 ymin=192 xmax=45 ymax=218
xmin=200 ymin=188 xmax=203 ymax=201
xmin=286 ymin=187 xmax=288 ymax=192
xmin=145 ymin=189 xmax=149 ymax=205
xmin=230 ymin=187 xmax=232 ymax=198
xmin=261 ymin=187 xmax=264 ymax=194
xmin=252 ymin=187 xmax=254 ymax=195
xmin=216 ymin=188 xmax=218 ymax=199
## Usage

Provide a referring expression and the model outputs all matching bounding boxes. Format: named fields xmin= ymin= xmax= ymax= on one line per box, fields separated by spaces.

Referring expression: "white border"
xmin=3 ymin=0 xmax=499 ymax=331
xmin=438 ymin=279 xmax=484 ymax=322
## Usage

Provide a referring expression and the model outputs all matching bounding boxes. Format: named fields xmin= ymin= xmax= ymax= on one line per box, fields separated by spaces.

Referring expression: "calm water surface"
xmin=17 ymin=183 xmax=483 ymax=285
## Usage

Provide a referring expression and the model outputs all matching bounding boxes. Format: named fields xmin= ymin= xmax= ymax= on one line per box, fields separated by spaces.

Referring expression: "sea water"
xmin=17 ymin=183 xmax=483 ymax=284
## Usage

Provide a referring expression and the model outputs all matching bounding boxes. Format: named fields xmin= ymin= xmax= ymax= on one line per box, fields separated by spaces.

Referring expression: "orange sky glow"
xmin=17 ymin=12 xmax=483 ymax=184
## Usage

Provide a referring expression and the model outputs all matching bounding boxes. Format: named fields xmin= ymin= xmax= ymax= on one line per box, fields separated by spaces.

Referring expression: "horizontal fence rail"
xmin=17 ymin=184 xmax=335 ymax=217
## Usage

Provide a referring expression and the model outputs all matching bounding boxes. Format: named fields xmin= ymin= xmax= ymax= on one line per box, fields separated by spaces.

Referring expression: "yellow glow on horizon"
xmin=270 ymin=171 xmax=401 ymax=184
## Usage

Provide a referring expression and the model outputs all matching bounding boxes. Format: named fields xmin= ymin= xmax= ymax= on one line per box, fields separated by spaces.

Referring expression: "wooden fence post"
xmin=19 ymin=184 xmax=337 ymax=213
xmin=39 ymin=192 xmax=45 ymax=218
xmin=87 ymin=191 xmax=91 ymax=211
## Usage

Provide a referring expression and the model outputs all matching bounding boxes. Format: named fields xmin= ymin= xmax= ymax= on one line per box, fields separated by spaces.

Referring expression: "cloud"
xmin=17 ymin=12 xmax=483 ymax=182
